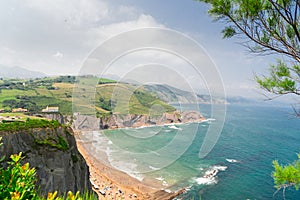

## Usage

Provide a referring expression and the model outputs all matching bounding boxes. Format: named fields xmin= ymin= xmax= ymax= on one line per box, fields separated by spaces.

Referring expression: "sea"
xmin=80 ymin=103 xmax=300 ymax=200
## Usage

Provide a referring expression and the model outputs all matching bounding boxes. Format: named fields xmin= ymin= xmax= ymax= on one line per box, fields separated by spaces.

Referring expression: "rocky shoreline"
xmin=75 ymin=132 xmax=186 ymax=200
xmin=73 ymin=110 xmax=205 ymax=130
xmin=72 ymin=110 xmax=205 ymax=199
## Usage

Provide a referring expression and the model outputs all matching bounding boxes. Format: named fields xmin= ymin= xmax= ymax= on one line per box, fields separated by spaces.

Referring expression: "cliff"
xmin=0 ymin=127 xmax=92 ymax=195
xmin=73 ymin=111 xmax=205 ymax=130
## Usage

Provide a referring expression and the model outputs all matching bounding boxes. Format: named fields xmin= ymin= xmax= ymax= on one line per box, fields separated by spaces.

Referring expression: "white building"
xmin=42 ymin=106 xmax=59 ymax=113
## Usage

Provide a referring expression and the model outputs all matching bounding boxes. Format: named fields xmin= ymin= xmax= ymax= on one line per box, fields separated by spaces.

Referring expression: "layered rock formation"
xmin=0 ymin=127 xmax=91 ymax=195
xmin=73 ymin=111 xmax=205 ymax=130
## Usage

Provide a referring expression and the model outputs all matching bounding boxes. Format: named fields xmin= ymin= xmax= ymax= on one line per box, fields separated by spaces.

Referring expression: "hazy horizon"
xmin=0 ymin=0 xmax=287 ymax=101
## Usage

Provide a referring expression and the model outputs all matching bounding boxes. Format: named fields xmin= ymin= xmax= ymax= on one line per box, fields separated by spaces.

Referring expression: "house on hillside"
xmin=0 ymin=108 xmax=5 ymax=113
xmin=42 ymin=106 xmax=59 ymax=113
xmin=12 ymin=108 xmax=28 ymax=113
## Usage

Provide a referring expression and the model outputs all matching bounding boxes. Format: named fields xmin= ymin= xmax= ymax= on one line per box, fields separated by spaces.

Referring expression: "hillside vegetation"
xmin=0 ymin=76 xmax=175 ymax=116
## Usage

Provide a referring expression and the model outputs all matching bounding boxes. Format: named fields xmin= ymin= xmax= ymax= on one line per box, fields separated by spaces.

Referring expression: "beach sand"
xmin=75 ymin=131 xmax=185 ymax=200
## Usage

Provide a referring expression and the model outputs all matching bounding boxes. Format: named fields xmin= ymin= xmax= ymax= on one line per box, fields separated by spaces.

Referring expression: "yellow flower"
xmin=47 ymin=191 xmax=58 ymax=200
xmin=10 ymin=191 xmax=20 ymax=200
xmin=67 ymin=191 xmax=75 ymax=200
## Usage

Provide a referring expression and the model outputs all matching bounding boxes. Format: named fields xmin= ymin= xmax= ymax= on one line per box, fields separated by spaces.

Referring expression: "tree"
xmin=198 ymin=0 xmax=300 ymax=196
xmin=199 ymin=0 xmax=300 ymax=96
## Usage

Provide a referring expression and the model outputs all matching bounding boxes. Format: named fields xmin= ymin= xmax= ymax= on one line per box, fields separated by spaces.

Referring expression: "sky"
xmin=0 ymin=0 xmax=280 ymax=99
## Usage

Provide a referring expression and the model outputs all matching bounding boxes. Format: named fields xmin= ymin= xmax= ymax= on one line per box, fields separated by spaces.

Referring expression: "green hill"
xmin=0 ymin=76 xmax=175 ymax=116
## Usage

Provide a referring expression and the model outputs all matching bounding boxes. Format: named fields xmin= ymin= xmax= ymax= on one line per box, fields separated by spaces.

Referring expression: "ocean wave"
xmin=162 ymin=180 xmax=168 ymax=186
xmin=201 ymin=118 xmax=216 ymax=124
xmin=135 ymin=125 xmax=149 ymax=129
xmin=213 ymin=165 xmax=228 ymax=171
xmin=195 ymin=165 xmax=227 ymax=185
xmin=107 ymin=140 xmax=113 ymax=145
xmin=105 ymin=147 xmax=115 ymax=155
xmin=226 ymin=158 xmax=240 ymax=163
xmin=195 ymin=176 xmax=218 ymax=185
xmin=155 ymin=176 xmax=168 ymax=187
xmin=164 ymin=189 xmax=172 ymax=193
xmin=155 ymin=176 xmax=164 ymax=181
xmin=168 ymin=125 xmax=182 ymax=130
xmin=110 ymin=159 xmax=144 ymax=182
xmin=206 ymin=118 xmax=216 ymax=121
xmin=149 ymin=165 xmax=160 ymax=170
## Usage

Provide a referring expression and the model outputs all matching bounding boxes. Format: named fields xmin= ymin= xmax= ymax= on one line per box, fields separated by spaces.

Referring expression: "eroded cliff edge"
xmin=73 ymin=111 xmax=205 ymax=130
xmin=0 ymin=127 xmax=92 ymax=195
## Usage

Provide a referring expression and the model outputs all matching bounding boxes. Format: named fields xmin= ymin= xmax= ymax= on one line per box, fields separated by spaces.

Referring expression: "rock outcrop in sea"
xmin=0 ymin=127 xmax=91 ymax=195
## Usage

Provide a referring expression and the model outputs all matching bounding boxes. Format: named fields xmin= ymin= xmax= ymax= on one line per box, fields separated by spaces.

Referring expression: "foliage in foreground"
xmin=0 ymin=152 xmax=38 ymax=200
xmin=0 ymin=137 xmax=97 ymax=200
xmin=273 ymin=154 xmax=300 ymax=191
xmin=198 ymin=0 xmax=300 ymax=97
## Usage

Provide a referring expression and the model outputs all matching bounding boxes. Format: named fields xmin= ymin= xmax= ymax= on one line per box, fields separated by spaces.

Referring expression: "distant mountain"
xmin=143 ymin=84 xmax=227 ymax=104
xmin=0 ymin=65 xmax=46 ymax=79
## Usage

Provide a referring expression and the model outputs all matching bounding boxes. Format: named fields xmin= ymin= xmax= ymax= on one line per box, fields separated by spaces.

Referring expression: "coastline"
xmin=75 ymin=130 xmax=185 ymax=200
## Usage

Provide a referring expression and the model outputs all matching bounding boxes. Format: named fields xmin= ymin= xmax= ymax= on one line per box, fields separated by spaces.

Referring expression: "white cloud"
xmin=86 ymin=14 xmax=164 ymax=46
xmin=23 ymin=0 xmax=109 ymax=28
xmin=53 ymin=51 xmax=63 ymax=58
xmin=0 ymin=0 xmax=164 ymax=75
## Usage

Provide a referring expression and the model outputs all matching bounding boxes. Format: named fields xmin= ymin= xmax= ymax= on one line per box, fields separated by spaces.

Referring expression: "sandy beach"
xmin=74 ymin=131 xmax=185 ymax=200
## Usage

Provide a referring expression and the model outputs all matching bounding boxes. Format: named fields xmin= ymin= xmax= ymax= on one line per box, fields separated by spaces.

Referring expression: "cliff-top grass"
xmin=0 ymin=118 xmax=61 ymax=132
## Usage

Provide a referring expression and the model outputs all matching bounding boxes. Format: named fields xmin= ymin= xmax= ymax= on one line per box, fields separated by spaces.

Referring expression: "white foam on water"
xmin=110 ymin=159 xmax=144 ymax=182
xmin=195 ymin=165 xmax=227 ymax=185
xmin=226 ymin=158 xmax=240 ymax=163
xmin=206 ymin=118 xmax=216 ymax=121
xmin=201 ymin=118 xmax=216 ymax=124
xmin=107 ymin=140 xmax=113 ymax=145
xmin=195 ymin=176 xmax=218 ymax=185
xmin=213 ymin=165 xmax=227 ymax=171
xmin=149 ymin=151 xmax=160 ymax=156
xmin=168 ymin=125 xmax=182 ymax=130
xmin=155 ymin=176 xmax=164 ymax=181
xmin=162 ymin=180 xmax=169 ymax=186
xmin=149 ymin=165 xmax=160 ymax=170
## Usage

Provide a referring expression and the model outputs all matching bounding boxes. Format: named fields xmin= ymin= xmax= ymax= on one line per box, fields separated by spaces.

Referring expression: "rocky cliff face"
xmin=73 ymin=111 xmax=205 ymax=130
xmin=0 ymin=127 xmax=91 ymax=195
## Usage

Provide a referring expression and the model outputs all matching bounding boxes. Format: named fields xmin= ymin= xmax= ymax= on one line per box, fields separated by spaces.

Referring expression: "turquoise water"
xmin=100 ymin=104 xmax=300 ymax=199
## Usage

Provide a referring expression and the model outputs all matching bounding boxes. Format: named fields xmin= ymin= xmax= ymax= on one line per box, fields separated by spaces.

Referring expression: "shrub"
xmin=0 ymin=151 xmax=39 ymax=200
xmin=0 ymin=138 xmax=97 ymax=200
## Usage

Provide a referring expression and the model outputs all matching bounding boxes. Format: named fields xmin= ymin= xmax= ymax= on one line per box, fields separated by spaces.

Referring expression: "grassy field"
xmin=0 ymin=113 xmax=44 ymax=121
xmin=0 ymin=76 xmax=175 ymax=116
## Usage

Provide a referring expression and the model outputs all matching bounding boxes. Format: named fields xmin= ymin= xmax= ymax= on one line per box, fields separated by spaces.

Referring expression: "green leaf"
xmin=10 ymin=152 xmax=22 ymax=163
xmin=222 ymin=26 xmax=236 ymax=38
xmin=286 ymin=24 xmax=296 ymax=39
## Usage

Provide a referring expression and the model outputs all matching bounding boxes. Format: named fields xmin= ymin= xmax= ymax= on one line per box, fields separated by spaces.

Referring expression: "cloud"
xmin=23 ymin=0 xmax=109 ymax=27
xmin=53 ymin=51 xmax=63 ymax=58
xmin=0 ymin=0 xmax=164 ymax=75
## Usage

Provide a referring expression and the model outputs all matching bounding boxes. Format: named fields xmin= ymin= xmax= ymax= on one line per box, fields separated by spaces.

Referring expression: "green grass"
xmin=0 ymin=113 xmax=42 ymax=121
xmin=0 ymin=76 xmax=176 ymax=116
xmin=34 ymin=135 xmax=69 ymax=151
xmin=98 ymin=78 xmax=117 ymax=84
xmin=0 ymin=118 xmax=61 ymax=132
